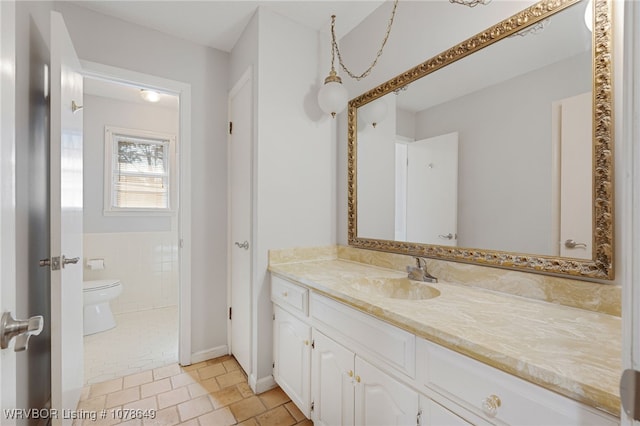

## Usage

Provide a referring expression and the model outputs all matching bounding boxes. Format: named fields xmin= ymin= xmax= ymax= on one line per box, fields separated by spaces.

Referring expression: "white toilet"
xmin=83 ymin=279 xmax=122 ymax=336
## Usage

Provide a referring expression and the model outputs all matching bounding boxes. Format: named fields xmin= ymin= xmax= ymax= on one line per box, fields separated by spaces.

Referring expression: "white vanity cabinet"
xmin=271 ymin=276 xmax=312 ymax=417
xmin=270 ymin=273 xmax=619 ymax=426
xmin=312 ymin=329 xmax=419 ymax=426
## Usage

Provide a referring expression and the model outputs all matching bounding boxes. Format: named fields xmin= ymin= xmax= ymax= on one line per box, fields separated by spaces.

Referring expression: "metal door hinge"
xmin=273 ymin=313 xmax=275 ymax=320
xmin=416 ymin=409 xmax=422 ymax=426
xmin=229 ymin=121 xmax=233 ymax=135
xmin=621 ymin=369 xmax=640 ymax=420
xmin=39 ymin=256 xmax=60 ymax=270
xmin=272 ymin=362 xmax=275 ymax=369
xmin=311 ymin=401 xmax=314 ymax=412
xmin=229 ymin=307 xmax=232 ymax=320
xmin=311 ymin=340 xmax=315 ymax=349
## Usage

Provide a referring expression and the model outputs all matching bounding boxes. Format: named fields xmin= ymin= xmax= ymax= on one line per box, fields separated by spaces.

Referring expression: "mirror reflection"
xmin=356 ymin=0 xmax=593 ymax=259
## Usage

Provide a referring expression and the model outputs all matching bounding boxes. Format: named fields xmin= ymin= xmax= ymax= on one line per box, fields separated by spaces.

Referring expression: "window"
xmin=104 ymin=126 xmax=176 ymax=214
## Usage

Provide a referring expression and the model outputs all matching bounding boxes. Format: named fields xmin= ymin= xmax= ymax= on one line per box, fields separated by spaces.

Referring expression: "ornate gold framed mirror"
xmin=347 ymin=0 xmax=614 ymax=279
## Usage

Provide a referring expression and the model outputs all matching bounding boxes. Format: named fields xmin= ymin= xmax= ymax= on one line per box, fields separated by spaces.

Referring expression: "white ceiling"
xmin=71 ymin=0 xmax=385 ymax=53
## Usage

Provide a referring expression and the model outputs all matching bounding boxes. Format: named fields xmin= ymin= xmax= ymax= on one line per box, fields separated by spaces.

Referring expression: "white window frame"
xmin=104 ymin=126 xmax=177 ymax=215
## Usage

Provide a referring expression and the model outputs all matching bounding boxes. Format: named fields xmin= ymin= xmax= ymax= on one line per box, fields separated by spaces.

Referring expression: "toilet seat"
xmin=84 ymin=279 xmax=120 ymax=291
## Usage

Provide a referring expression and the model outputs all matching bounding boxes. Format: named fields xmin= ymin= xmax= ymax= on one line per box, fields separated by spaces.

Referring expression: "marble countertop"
xmin=269 ymin=258 xmax=621 ymax=417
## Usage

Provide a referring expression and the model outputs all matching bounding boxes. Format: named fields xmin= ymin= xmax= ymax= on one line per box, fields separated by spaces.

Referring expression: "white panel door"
xmin=311 ymin=330 xmax=355 ymax=426
xmin=0 ymin=0 xmax=16 ymax=417
xmin=50 ymin=12 xmax=84 ymax=425
xmin=559 ymin=92 xmax=592 ymax=259
xmin=228 ymin=70 xmax=252 ymax=375
xmin=354 ymin=356 xmax=419 ymax=426
xmin=405 ymin=132 xmax=458 ymax=246
xmin=273 ymin=307 xmax=311 ymax=415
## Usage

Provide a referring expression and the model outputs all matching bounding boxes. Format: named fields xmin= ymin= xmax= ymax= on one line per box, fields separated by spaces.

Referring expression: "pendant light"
xmin=318 ymin=1 xmax=399 ymax=118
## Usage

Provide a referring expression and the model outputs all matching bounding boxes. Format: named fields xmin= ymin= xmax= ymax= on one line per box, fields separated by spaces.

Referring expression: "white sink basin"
xmin=351 ymin=277 xmax=440 ymax=300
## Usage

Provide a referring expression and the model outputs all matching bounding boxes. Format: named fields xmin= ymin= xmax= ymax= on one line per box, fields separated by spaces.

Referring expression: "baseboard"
xmin=189 ymin=345 xmax=229 ymax=365
xmin=249 ymin=373 xmax=277 ymax=394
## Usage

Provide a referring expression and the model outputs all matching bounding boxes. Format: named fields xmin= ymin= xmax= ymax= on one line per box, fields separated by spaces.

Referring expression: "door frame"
xmin=226 ymin=66 xmax=253 ymax=372
xmin=81 ymin=60 xmax=193 ymax=366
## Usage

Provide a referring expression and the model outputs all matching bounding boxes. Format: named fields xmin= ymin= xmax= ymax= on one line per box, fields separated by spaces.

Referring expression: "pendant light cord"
xmin=330 ymin=0 xmax=399 ymax=81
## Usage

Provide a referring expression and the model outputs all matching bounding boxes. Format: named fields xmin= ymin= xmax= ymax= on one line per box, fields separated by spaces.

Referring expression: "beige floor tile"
xmin=170 ymin=371 xmax=199 ymax=389
xmin=295 ymin=419 xmax=313 ymax=426
xmin=229 ymin=396 xmax=266 ymax=423
xmin=105 ymin=387 xmax=140 ymax=408
xmin=119 ymin=419 xmax=142 ymax=426
xmin=153 ymin=364 xmax=182 ymax=381
xmin=141 ymin=378 xmax=172 ymax=398
xmin=124 ymin=396 xmax=158 ymax=411
xmin=157 ymin=387 xmax=191 ymax=410
xmin=208 ymin=386 xmax=244 ymax=409
xmin=259 ymin=387 xmax=290 ymax=409
xmin=236 ymin=419 xmax=259 ymax=426
xmin=215 ymin=370 xmax=246 ymax=388
xmin=181 ymin=361 xmax=208 ymax=372
xmin=143 ymin=406 xmax=180 ymax=426
xmin=236 ymin=382 xmax=254 ymax=398
xmin=255 ymin=405 xmax=296 ymax=426
xmin=284 ymin=401 xmax=306 ymax=422
xmin=206 ymin=355 xmax=231 ymax=365
xmin=124 ymin=371 xmax=154 ymax=389
xmin=90 ymin=378 xmax=123 ymax=398
xmin=177 ymin=395 xmax=213 ymax=421
xmin=77 ymin=395 xmax=106 ymax=412
xmin=196 ymin=363 xmax=226 ymax=380
xmin=187 ymin=377 xmax=220 ymax=398
xmin=177 ymin=420 xmax=199 ymax=426
xmin=197 ymin=407 xmax=236 ymax=426
xmin=80 ymin=386 xmax=92 ymax=402
xmin=222 ymin=359 xmax=240 ymax=372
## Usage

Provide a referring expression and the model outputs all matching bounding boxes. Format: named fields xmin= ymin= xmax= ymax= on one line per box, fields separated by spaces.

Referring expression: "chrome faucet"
xmin=407 ymin=257 xmax=438 ymax=283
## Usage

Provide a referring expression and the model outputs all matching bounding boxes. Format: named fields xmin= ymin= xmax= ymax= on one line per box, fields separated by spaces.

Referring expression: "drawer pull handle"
xmin=481 ymin=394 xmax=501 ymax=417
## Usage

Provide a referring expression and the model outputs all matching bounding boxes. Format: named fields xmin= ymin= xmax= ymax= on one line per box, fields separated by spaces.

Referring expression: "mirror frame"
xmin=347 ymin=0 xmax=614 ymax=280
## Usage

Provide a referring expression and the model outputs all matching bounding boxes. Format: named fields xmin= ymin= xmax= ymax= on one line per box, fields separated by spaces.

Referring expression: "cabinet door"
xmin=312 ymin=330 xmax=355 ymax=426
xmin=419 ymin=395 xmax=474 ymax=426
xmin=354 ymin=357 xmax=419 ymax=426
xmin=273 ymin=306 xmax=311 ymax=416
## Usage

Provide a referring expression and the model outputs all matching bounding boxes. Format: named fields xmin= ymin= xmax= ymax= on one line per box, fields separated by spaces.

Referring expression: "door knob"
xmin=564 ymin=239 xmax=587 ymax=249
xmin=62 ymin=255 xmax=80 ymax=268
xmin=1 ymin=312 xmax=44 ymax=352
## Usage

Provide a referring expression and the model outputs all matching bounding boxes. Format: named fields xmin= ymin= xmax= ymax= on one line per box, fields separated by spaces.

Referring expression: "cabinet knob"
xmin=481 ymin=394 xmax=501 ymax=417
xmin=355 ymin=375 xmax=361 ymax=383
xmin=282 ymin=291 xmax=288 ymax=297
xmin=304 ymin=340 xmax=309 ymax=346
xmin=348 ymin=370 xmax=353 ymax=378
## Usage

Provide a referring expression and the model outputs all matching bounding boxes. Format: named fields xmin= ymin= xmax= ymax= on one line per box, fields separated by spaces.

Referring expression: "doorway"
xmin=80 ymin=62 xmax=193 ymax=382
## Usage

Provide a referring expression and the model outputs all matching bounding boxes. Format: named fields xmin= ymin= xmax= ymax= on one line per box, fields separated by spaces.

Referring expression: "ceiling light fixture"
xmin=449 ymin=0 xmax=491 ymax=7
xmin=140 ymin=89 xmax=161 ymax=103
xmin=317 ymin=0 xmax=399 ymax=118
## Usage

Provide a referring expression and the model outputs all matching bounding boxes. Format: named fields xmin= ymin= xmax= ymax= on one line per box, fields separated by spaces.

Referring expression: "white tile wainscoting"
xmin=83 ymin=232 xmax=179 ymax=314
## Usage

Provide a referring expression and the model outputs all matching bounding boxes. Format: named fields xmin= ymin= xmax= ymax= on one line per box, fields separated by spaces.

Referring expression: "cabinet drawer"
xmin=418 ymin=339 xmax=617 ymax=426
xmin=311 ymin=293 xmax=415 ymax=378
xmin=271 ymin=275 xmax=309 ymax=316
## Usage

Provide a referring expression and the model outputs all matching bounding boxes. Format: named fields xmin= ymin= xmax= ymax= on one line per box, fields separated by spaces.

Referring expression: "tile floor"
xmin=76 ymin=355 xmax=312 ymax=426
xmin=84 ymin=306 xmax=179 ymax=384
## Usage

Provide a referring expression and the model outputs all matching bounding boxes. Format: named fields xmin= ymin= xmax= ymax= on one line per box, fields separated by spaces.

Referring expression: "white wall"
xmin=230 ymin=7 xmax=336 ymax=387
xmin=84 ymin=232 xmax=178 ymax=314
xmin=54 ymin=2 xmax=230 ymax=357
xmin=83 ymin=94 xmax=178 ymax=233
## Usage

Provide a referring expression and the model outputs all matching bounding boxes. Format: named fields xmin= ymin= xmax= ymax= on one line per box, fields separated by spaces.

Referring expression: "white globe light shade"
xmin=584 ymin=0 xmax=593 ymax=32
xmin=359 ymin=98 xmax=387 ymax=127
xmin=318 ymin=81 xmax=348 ymax=117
